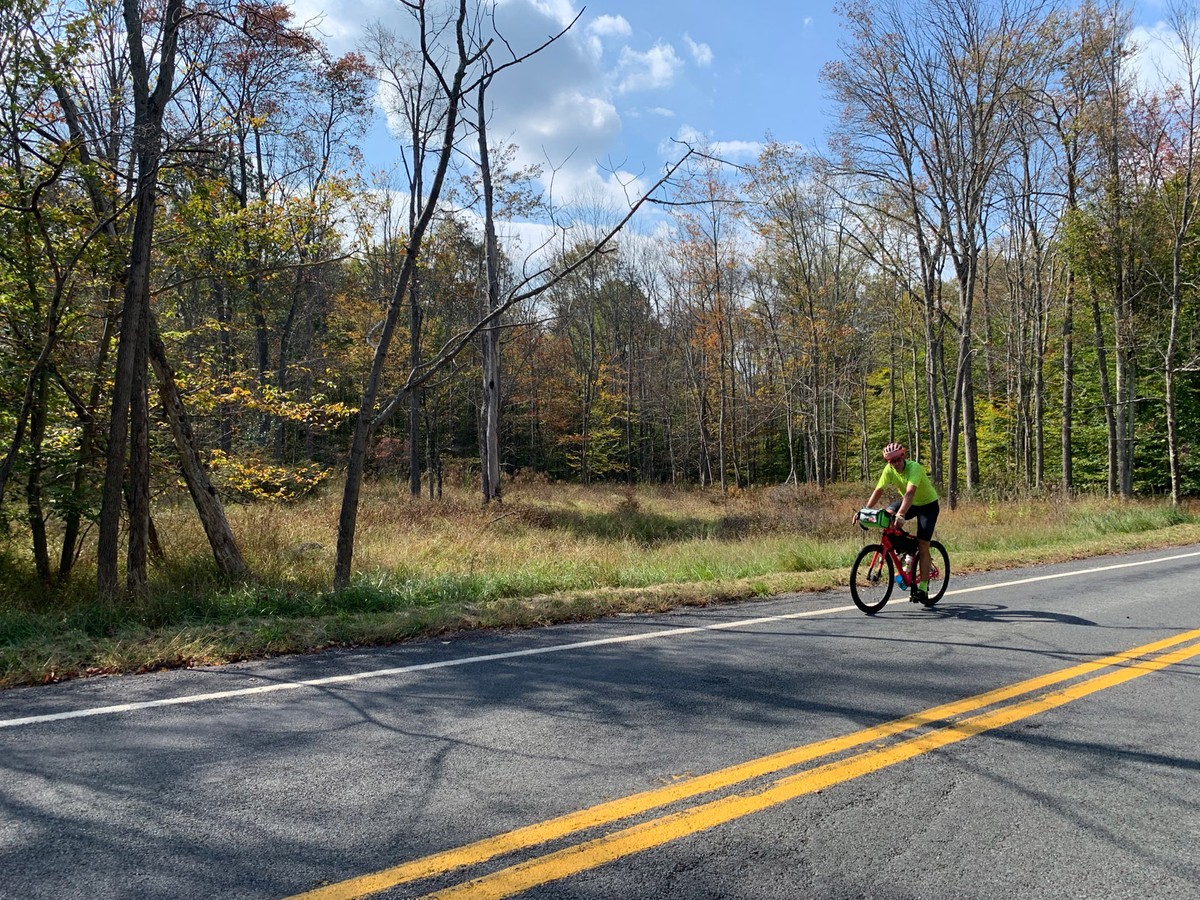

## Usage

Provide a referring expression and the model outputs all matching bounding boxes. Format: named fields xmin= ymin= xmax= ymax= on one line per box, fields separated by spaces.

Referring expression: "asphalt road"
xmin=2 ymin=546 xmax=1198 ymax=900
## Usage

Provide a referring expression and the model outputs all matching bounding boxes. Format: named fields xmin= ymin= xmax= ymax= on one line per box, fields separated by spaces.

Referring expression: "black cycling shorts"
xmin=887 ymin=499 xmax=940 ymax=542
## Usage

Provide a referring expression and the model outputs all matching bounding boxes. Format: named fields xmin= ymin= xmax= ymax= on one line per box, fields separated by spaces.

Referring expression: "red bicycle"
xmin=851 ymin=508 xmax=949 ymax=614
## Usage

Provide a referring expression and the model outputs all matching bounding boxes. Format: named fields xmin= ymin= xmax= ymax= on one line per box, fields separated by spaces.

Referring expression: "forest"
xmin=3 ymin=0 xmax=1200 ymax=598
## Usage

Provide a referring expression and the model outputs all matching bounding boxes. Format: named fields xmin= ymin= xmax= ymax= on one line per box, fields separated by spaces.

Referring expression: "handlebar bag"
xmin=858 ymin=507 xmax=891 ymax=529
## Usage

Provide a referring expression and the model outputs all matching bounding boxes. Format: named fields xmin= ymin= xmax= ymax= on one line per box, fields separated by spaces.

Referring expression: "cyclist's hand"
xmin=894 ymin=514 xmax=905 ymax=527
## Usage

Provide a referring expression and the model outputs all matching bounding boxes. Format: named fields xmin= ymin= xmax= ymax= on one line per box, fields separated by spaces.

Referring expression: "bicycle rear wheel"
xmin=850 ymin=544 xmax=894 ymax=614
xmin=918 ymin=540 xmax=950 ymax=606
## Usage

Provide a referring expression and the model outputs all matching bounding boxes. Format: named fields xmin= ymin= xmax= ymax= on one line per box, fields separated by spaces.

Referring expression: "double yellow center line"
xmin=289 ymin=628 xmax=1200 ymax=900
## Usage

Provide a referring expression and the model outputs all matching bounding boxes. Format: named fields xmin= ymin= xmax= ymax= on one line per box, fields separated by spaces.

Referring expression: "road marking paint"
xmin=3 ymin=549 xmax=1197 ymax=730
xmin=417 ymin=633 xmax=1200 ymax=900
xmin=942 ymin=549 xmax=1200 ymax=596
xmin=284 ymin=627 xmax=1200 ymax=900
xmin=0 ymin=608 xmax=845 ymax=730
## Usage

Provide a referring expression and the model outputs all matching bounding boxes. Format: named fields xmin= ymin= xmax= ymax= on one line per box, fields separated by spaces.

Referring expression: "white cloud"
xmin=1128 ymin=21 xmax=1189 ymax=94
xmin=683 ymin=34 xmax=713 ymax=67
xmin=711 ymin=139 xmax=763 ymax=162
xmin=584 ymin=14 xmax=630 ymax=60
xmin=615 ymin=42 xmax=684 ymax=93
xmin=288 ymin=0 xmax=388 ymax=45
xmin=283 ymin=1 xmax=692 ymax=211
xmin=511 ymin=0 xmax=578 ymax=28
xmin=626 ymin=106 xmax=676 ymax=119
xmin=521 ymin=91 xmax=620 ymax=145
xmin=431 ymin=1 xmax=623 ymax=203
xmin=660 ymin=126 xmax=762 ymax=164
xmin=804 ymin=17 xmax=813 ymax=27
xmin=588 ymin=14 xmax=632 ymax=38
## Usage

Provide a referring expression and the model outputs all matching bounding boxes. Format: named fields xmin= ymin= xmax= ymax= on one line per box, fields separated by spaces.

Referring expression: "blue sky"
xmin=292 ymin=0 xmax=1180 ymax=216
xmin=292 ymin=0 xmax=843 ymax=207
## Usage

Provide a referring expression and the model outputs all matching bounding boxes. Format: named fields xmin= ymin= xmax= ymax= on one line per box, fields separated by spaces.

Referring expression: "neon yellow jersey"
xmin=876 ymin=459 xmax=939 ymax=506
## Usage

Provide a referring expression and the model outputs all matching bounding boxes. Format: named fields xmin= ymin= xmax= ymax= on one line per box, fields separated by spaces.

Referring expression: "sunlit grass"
xmin=1 ymin=479 xmax=1197 ymax=687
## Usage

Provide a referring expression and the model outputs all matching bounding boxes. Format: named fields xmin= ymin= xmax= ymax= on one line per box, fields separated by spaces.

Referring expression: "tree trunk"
xmin=477 ymin=77 xmax=503 ymax=503
xmin=1115 ymin=343 xmax=1135 ymax=498
xmin=858 ymin=374 xmax=869 ymax=481
xmin=126 ymin=301 xmax=151 ymax=597
xmin=922 ymin=291 xmax=945 ymax=486
xmin=26 ymin=372 xmax=50 ymax=582
xmin=946 ymin=300 xmax=974 ymax=510
xmin=1033 ymin=279 xmax=1047 ymax=489
xmin=97 ymin=172 xmax=154 ymax=599
xmin=409 ymin=280 xmax=423 ymax=497
xmin=1061 ymin=272 xmax=1074 ymax=492
xmin=98 ymin=0 xmax=184 ymax=600
xmin=1089 ymin=288 xmax=1118 ymax=496
xmin=148 ymin=314 xmax=248 ymax=578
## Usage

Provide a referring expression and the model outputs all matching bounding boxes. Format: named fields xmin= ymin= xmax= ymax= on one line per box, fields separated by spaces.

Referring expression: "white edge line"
xmin=942 ymin=549 xmax=1200 ymax=596
xmin=0 ymin=609 xmax=844 ymax=730
xmin=3 ymin=549 xmax=1198 ymax=730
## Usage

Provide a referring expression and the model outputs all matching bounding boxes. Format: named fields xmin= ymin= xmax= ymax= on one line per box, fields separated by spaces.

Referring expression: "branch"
xmin=371 ymin=148 xmax=697 ymax=428
xmin=472 ymin=7 xmax=584 ymax=88
xmin=148 ymin=251 xmax=360 ymax=298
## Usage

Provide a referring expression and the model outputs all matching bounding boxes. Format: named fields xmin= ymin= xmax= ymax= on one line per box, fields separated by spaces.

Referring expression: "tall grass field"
xmin=1 ymin=479 xmax=1197 ymax=688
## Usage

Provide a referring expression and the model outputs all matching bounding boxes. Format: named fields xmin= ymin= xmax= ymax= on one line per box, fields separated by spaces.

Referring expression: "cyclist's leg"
xmin=916 ymin=538 xmax=930 ymax=584
xmin=886 ymin=499 xmax=916 ymax=586
xmin=913 ymin=501 xmax=940 ymax=586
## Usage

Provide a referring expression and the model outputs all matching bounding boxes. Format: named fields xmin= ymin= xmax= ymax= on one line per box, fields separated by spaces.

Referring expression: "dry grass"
xmin=2 ymin=479 xmax=1197 ymax=688
xmin=213 ymin=478 xmax=862 ymax=586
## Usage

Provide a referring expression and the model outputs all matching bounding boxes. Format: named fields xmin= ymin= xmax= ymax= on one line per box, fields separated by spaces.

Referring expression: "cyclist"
xmin=862 ymin=442 xmax=940 ymax=604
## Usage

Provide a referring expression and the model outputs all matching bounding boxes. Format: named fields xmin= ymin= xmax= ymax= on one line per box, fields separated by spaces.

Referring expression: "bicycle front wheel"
xmin=850 ymin=544 xmax=894 ymax=614
xmin=919 ymin=540 xmax=950 ymax=606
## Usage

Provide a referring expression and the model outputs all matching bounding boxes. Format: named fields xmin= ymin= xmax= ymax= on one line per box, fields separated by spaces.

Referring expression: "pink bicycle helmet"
xmin=882 ymin=442 xmax=906 ymax=461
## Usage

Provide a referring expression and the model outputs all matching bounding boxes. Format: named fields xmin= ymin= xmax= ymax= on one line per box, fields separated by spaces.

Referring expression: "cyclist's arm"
xmin=895 ymin=483 xmax=917 ymax=519
xmin=865 ymin=487 xmax=883 ymax=509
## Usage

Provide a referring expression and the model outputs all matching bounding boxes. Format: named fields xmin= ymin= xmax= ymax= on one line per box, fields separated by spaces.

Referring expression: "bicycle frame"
xmin=874 ymin=525 xmax=919 ymax=588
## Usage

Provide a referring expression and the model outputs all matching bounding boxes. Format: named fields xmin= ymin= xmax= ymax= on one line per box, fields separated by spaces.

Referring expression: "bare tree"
xmin=474 ymin=71 xmax=503 ymax=502
xmin=827 ymin=0 xmax=1055 ymax=504
xmin=824 ymin=2 xmax=951 ymax=484
xmin=668 ymin=149 xmax=748 ymax=491
xmin=1042 ymin=2 xmax=1108 ymax=493
xmin=1100 ymin=3 xmax=1140 ymax=499
xmin=335 ymin=0 xmax=483 ymax=589
xmin=364 ymin=20 xmax=448 ymax=495
xmin=1146 ymin=0 xmax=1200 ymax=505
xmin=335 ymin=1 xmax=694 ymax=586
xmin=747 ymin=142 xmax=868 ymax=485
xmin=1065 ymin=1 xmax=1137 ymax=497
xmin=1001 ymin=80 xmax=1063 ymax=490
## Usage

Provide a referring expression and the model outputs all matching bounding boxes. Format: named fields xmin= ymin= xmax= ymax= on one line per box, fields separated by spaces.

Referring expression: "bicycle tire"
xmin=919 ymin=540 xmax=950 ymax=606
xmin=850 ymin=544 xmax=894 ymax=614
